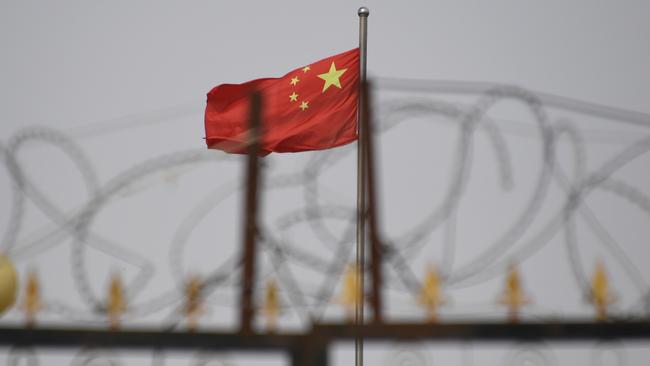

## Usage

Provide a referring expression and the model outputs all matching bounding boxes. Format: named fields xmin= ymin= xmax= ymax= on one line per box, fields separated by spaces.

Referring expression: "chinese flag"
xmin=205 ymin=48 xmax=359 ymax=155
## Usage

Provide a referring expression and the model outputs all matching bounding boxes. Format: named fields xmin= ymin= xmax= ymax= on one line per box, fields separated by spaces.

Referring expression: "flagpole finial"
xmin=358 ymin=7 xmax=369 ymax=17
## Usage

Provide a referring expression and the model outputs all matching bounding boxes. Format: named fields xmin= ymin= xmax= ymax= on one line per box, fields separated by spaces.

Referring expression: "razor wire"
xmin=0 ymin=82 xmax=649 ymax=326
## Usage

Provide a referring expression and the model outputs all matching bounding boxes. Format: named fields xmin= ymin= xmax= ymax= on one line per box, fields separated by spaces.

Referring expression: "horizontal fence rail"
xmin=1 ymin=321 xmax=650 ymax=366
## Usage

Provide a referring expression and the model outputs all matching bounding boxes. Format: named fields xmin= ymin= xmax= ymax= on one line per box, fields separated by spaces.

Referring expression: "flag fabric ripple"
xmin=204 ymin=48 xmax=359 ymax=155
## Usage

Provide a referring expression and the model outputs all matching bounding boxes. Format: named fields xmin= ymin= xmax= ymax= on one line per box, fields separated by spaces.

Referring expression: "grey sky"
xmin=2 ymin=1 xmax=650 ymax=365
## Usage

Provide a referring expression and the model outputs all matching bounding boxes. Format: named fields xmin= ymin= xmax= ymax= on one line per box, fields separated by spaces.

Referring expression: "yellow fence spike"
xmin=183 ymin=275 xmax=204 ymax=332
xmin=339 ymin=264 xmax=362 ymax=322
xmin=590 ymin=261 xmax=615 ymax=321
xmin=263 ymin=278 xmax=280 ymax=332
xmin=21 ymin=270 xmax=42 ymax=327
xmin=418 ymin=264 xmax=445 ymax=323
xmin=107 ymin=272 xmax=126 ymax=330
xmin=499 ymin=263 xmax=530 ymax=322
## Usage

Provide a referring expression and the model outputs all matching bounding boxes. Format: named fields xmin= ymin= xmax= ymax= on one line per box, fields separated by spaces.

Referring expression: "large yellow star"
xmin=318 ymin=62 xmax=347 ymax=92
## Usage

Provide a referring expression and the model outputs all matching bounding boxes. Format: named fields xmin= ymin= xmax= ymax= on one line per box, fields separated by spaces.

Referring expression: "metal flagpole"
xmin=356 ymin=6 xmax=369 ymax=366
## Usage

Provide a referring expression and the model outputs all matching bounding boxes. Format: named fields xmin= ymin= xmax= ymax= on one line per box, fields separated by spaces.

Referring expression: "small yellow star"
xmin=290 ymin=76 xmax=300 ymax=86
xmin=318 ymin=62 xmax=347 ymax=92
xmin=302 ymin=66 xmax=311 ymax=73
xmin=289 ymin=92 xmax=298 ymax=102
xmin=299 ymin=101 xmax=309 ymax=111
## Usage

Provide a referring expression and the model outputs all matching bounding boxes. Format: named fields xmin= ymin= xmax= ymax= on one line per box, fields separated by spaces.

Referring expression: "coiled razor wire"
xmin=0 ymin=82 xmax=649 ymax=325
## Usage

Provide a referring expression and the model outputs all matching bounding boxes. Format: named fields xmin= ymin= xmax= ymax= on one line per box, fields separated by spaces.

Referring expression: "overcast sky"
xmin=2 ymin=1 xmax=650 ymax=365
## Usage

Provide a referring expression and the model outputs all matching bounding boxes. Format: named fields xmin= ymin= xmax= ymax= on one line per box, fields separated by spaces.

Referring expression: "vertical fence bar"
xmin=364 ymin=81 xmax=383 ymax=324
xmin=240 ymin=91 xmax=262 ymax=334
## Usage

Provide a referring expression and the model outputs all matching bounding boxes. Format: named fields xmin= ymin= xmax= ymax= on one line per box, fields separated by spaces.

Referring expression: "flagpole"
xmin=356 ymin=6 xmax=369 ymax=366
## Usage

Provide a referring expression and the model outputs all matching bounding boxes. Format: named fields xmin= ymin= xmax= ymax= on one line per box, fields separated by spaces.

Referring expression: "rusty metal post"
xmin=239 ymin=91 xmax=262 ymax=333
xmin=363 ymin=81 xmax=383 ymax=324
xmin=290 ymin=338 xmax=329 ymax=366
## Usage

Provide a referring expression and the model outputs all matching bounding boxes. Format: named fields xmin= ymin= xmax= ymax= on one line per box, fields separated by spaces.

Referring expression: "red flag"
xmin=204 ymin=48 xmax=359 ymax=155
